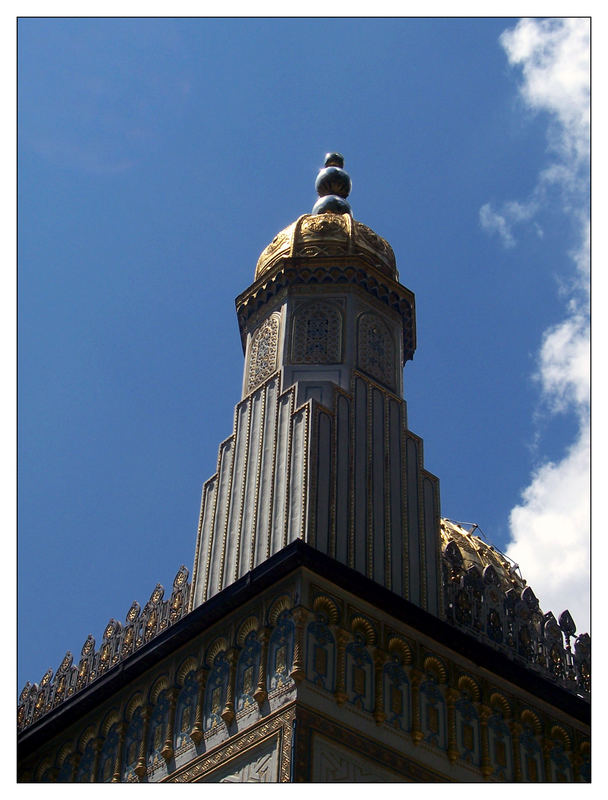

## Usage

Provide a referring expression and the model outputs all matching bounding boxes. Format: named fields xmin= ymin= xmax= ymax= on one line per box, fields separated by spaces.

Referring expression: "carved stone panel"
xmin=312 ymin=735 xmax=404 ymax=782
xmin=357 ymin=313 xmax=395 ymax=389
xmin=206 ymin=736 xmax=280 ymax=783
xmin=291 ymin=300 xmax=343 ymax=364
xmin=248 ymin=313 xmax=280 ymax=392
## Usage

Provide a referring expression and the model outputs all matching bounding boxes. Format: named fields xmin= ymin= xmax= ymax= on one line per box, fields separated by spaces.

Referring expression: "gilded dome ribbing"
xmin=440 ymin=519 xmax=525 ymax=592
xmin=255 ymin=214 xmax=397 ymax=281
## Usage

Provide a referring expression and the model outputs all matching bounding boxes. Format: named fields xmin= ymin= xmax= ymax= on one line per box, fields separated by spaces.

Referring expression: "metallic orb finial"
xmin=324 ymin=152 xmax=344 ymax=168
xmin=312 ymin=152 xmax=352 ymax=215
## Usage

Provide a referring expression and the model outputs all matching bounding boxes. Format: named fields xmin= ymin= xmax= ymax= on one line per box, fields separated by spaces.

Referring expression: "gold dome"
xmin=255 ymin=212 xmax=398 ymax=281
xmin=440 ymin=518 xmax=525 ymax=592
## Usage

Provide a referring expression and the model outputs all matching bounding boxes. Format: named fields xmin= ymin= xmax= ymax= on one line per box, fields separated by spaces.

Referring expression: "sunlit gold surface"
xmin=255 ymin=213 xmax=397 ymax=281
xmin=440 ymin=519 xmax=525 ymax=591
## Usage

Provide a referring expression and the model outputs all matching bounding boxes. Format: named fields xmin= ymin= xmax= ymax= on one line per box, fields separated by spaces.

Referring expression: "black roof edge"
xmin=18 ymin=540 xmax=589 ymax=760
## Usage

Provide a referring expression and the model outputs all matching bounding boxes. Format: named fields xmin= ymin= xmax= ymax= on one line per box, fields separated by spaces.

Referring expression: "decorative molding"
xmin=247 ymin=313 xmax=281 ymax=392
xmin=236 ymin=260 xmax=416 ymax=363
xmin=166 ymin=705 xmax=295 ymax=783
xmin=357 ymin=312 xmax=395 ymax=389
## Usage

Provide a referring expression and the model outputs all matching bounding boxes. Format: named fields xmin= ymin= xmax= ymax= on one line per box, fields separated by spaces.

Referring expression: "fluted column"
xmin=509 ymin=722 xmax=523 ymax=782
xmin=134 ymin=705 xmax=151 ymax=779
xmin=410 ymin=668 xmax=424 ymax=745
xmin=478 ymin=704 xmax=492 ymax=780
xmin=111 ymin=722 xmax=126 ymax=783
xmin=334 ymin=629 xmax=349 ymax=706
xmin=446 ymin=688 xmax=459 ymax=764
xmin=161 ymin=687 xmax=179 ymax=762
xmin=189 ymin=666 xmax=209 ymax=745
xmin=221 ymin=649 xmax=238 ymax=726
xmin=290 ymin=608 xmax=308 ymax=683
xmin=373 ymin=649 xmax=387 ymax=725
xmin=253 ymin=628 xmax=271 ymax=705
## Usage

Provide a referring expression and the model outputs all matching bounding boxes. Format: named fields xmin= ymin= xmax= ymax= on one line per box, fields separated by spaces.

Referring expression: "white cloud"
xmin=479 ymin=18 xmax=589 ymax=250
xmin=500 ymin=18 xmax=590 ymax=163
xmin=479 ymin=203 xmax=515 ymax=247
xmin=537 ymin=312 xmax=589 ymax=414
xmin=508 ymin=422 xmax=589 ymax=630
xmin=483 ymin=19 xmax=590 ymax=634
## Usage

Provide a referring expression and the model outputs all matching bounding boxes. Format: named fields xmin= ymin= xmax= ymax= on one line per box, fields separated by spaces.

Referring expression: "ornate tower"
xmin=18 ymin=154 xmax=590 ymax=784
xmin=191 ymin=153 xmax=441 ymax=615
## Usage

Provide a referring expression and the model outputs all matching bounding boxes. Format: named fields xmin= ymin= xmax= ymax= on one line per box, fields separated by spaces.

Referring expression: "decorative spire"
xmin=312 ymin=152 xmax=352 ymax=215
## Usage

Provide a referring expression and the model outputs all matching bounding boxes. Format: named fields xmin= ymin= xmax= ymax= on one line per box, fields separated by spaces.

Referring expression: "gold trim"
xmin=165 ymin=704 xmax=295 ymax=782
xmin=282 ymin=388 xmax=295 ymax=548
xmin=264 ymin=376 xmax=281 ymax=562
xmin=400 ymin=403 xmax=409 ymax=599
xmin=236 ymin=616 xmax=260 ymax=648
xmin=384 ymin=394 xmax=391 ymax=589
xmin=351 ymin=615 xmax=377 ymax=646
xmin=233 ymin=392 xmax=253 ymax=584
xmin=176 ymin=656 xmax=199 ymax=686
xmin=149 ymin=675 xmax=171 ymax=705
xmin=267 ymin=595 xmax=293 ymax=626
xmin=300 ymin=402 xmax=310 ymax=542
xmin=218 ymin=434 xmax=237 ymax=592
xmin=312 ymin=595 xmax=340 ymax=626
xmin=203 ymin=476 xmax=220 ymax=602
xmin=366 ymin=380 xmax=373 ymax=579
xmin=550 ymin=725 xmax=571 ymax=750
xmin=423 ymin=655 xmax=448 ymax=685
xmin=387 ymin=635 xmax=413 ymax=665
xmin=348 ymin=381 xmax=356 ymax=568
xmin=100 ymin=709 xmax=122 ymax=737
xmin=457 ymin=674 xmax=481 ymax=702
xmin=206 ymin=637 xmax=230 ymax=665
xmin=521 ymin=708 xmax=542 ymax=735
xmin=308 ymin=405 xmax=321 ymax=550
xmin=249 ymin=381 xmax=267 ymax=574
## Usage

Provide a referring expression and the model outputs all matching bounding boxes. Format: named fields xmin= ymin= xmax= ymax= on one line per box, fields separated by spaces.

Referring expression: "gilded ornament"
xmin=356 ymin=222 xmax=382 ymax=250
xmin=81 ymin=635 xmax=95 ymax=657
xmin=170 ymin=593 xmax=183 ymax=618
xmin=104 ymin=622 xmax=114 ymax=639
xmin=58 ymin=652 xmax=73 ymax=672
xmin=150 ymin=584 xmax=164 ymax=605
xmin=19 ymin=682 xmax=31 ymax=703
xmin=263 ymin=232 xmax=287 ymax=256
xmin=40 ymin=668 xmax=53 ymax=687
xmin=173 ymin=565 xmax=189 ymax=588
xmin=301 ymin=214 xmax=348 ymax=236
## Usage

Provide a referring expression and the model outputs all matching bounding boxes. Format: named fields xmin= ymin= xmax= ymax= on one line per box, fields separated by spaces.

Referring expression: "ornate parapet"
xmin=440 ymin=523 xmax=590 ymax=700
xmin=17 ymin=544 xmax=589 ymax=783
xmin=18 ymin=566 xmax=191 ymax=733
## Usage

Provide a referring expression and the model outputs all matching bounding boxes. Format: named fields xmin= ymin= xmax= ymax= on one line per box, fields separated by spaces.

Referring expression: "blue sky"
xmin=17 ymin=17 xmax=590 ymax=691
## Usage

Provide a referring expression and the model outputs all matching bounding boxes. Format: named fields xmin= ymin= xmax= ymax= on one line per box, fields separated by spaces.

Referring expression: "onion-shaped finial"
xmin=312 ymin=152 xmax=352 ymax=215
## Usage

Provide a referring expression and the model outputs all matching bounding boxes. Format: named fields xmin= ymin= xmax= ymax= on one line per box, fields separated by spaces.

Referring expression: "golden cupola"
xmin=238 ymin=153 xmax=416 ymax=372
xmin=255 ymin=153 xmax=398 ymax=281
